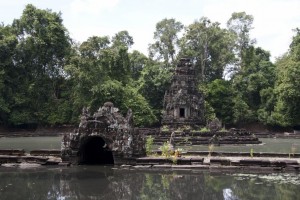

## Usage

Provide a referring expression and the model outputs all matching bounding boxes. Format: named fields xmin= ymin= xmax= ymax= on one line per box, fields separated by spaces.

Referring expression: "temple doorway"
xmin=180 ymin=108 xmax=185 ymax=118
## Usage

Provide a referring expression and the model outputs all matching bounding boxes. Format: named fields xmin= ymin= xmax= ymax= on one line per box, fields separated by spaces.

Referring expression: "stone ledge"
xmin=0 ymin=149 xmax=25 ymax=156
xmin=131 ymin=156 xmax=300 ymax=172
xmin=30 ymin=149 xmax=61 ymax=157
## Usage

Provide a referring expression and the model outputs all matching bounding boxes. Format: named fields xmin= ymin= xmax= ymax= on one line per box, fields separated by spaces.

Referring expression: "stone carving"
xmin=169 ymin=131 xmax=176 ymax=150
xmin=208 ymin=118 xmax=222 ymax=133
xmin=61 ymin=102 xmax=145 ymax=164
xmin=207 ymin=118 xmax=222 ymax=145
xmin=162 ymin=58 xmax=205 ymax=129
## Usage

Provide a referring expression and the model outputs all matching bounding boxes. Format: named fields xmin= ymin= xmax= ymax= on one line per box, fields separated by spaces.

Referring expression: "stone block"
xmin=210 ymin=158 xmax=231 ymax=165
xmin=177 ymin=158 xmax=191 ymax=165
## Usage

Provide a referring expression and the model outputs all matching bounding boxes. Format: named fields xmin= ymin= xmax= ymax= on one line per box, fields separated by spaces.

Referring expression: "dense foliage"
xmin=0 ymin=5 xmax=299 ymax=128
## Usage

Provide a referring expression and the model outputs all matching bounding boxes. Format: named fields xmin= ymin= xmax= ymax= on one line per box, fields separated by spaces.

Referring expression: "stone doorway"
xmin=180 ymin=108 xmax=185 ymax=118
xmin=79 ymin=136 xmax=114 ymax=165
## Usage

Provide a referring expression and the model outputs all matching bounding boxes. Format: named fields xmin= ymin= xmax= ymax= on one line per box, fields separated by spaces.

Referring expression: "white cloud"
xmin=71 ymin=0 xmax=119 ymax=14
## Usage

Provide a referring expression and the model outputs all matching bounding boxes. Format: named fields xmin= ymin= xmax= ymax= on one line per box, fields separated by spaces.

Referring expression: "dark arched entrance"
xmin=79 ymin=136 xmax=114 ymax=165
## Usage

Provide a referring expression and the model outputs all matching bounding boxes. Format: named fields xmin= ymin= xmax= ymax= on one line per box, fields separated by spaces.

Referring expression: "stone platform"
xmin=0 ymin=149 xmax=299 ymax=172
xmin=129 ymin=155 xmax=300 ymax=172
xmin=140 ymin=128 xmax=262 ymax=145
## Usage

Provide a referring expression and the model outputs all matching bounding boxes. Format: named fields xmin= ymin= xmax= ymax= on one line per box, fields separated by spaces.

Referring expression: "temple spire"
xmin=161 ymin=58 xmax=205 ymax=129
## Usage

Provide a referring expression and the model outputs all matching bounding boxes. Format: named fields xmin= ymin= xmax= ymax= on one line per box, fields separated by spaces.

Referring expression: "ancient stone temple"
xmin=61 ymin=102 xmax=145 ymax=165
xmin=162 ymin=58 xmax=205 ymax=128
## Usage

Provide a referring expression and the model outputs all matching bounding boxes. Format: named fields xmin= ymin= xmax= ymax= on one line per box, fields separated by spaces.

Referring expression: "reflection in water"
xmin=223 ymin=188 xmax=238 ymax=200
xmin=0 ymin=166 xmax=299 ymax=200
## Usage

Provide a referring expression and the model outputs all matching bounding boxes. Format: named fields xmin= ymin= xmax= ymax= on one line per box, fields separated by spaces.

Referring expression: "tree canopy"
xmin=1 ymin=5 xmax=299 ymax=129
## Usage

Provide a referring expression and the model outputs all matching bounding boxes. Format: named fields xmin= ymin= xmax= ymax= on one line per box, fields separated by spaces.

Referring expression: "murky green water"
xmin=0 ymin=136 xmax=62 ymax=151
xmin=0 ymin=166 xmax=299 ymax=200
xmin=154 ymin=138 xmax=300 ymax=153
xmin=158 ymin=138 xmax=300 ymax=154
xmin=0 ymin=137 xmax=299 ymax=153
xmin=0 ymin=137 xmax=299 ymax=199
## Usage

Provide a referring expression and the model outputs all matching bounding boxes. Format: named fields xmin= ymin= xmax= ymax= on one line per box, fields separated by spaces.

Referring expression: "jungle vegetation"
xmin=1 ymin=4 xmax=300 ymax=128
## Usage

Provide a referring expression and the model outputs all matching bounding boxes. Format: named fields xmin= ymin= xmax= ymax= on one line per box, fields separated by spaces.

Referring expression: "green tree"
xmin=9 ymin=4 xmax=72 ymax=125
xmin=138 ymin=61 xmax=172 ymax=121
xmin=180 ymin=17 xmax=235 ymax=82
xmin=66 ymin=33 xmax=157 ymax=126
xmin=271 ymin=29 xmax=300 ymax=126
xmin=227 ymin=12 xmax=255 ymax=72
xmin=0 ymin=24 xmax=18 ymax=125
xmin=148 ymin=18 xmax=183 ymax=67
xmin=231 ymin=47 xmax=276 ymax=123
xmin=65 ymin=36 xmax=111 ymax=120
xmin=112 ymin=30 xmax=134 ymax=48
xmin=109 ymin=46 xmax=131 ymax=83
xmin=86 ymin=79 xmax=157 ymax=126
xmin=206 ymin=79 xmax=235 ymax=124
xmin=129 ymin=50 xmax=148 ymax=80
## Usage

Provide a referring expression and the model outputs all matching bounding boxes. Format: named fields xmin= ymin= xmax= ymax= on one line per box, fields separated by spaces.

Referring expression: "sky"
xmin=1 ymin=0 xmax=299 ymax=61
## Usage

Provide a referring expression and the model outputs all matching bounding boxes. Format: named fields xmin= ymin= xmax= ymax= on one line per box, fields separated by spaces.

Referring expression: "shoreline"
xmin=0 ymin=150 xmax=299 ymax=172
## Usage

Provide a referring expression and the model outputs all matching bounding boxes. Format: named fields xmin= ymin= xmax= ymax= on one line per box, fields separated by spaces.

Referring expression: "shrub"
xmin=146 ymin=136 xmax=154 ymax=156
xmin=160 ymin=141 xmax=174 ymax=158
xmin=200 ymin=127 xmax=210 ymax=132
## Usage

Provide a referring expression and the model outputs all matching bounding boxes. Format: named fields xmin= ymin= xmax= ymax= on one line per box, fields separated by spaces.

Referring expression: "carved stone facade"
xmin=61 ymin=102 xmax=145 ymax=165
xmin=207 ymin=118 xmax=222 ymax=133
xmin=162 ymin=58 xmax=205 ymax=128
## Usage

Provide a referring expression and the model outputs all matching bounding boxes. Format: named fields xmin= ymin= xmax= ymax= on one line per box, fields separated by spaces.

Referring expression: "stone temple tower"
xmin=162 ymin=58 xmax=205 ymax=128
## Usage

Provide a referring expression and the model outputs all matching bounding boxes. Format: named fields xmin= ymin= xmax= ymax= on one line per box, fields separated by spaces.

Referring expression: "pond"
xmin=0 ymin=137 xmax=299 ymax=199
xmin=0 ymin=166 xmax=299 ymax=200
xmin=0 ymin=137 xmax=299 ymax=154
xmin=0 ymin=136 xmax=62 ymax=151
xmin=175 ymin=138 xmax=300 ymax=154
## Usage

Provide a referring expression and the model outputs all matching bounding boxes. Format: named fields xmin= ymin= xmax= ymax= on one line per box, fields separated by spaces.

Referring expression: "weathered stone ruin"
xmin=144 ymin=57 xmax=261 ymax=145
xmin=61 ymin=102 xmax=145 ymax=165
xmin=61 ymin=58 xmax=262 ymax=166
xmin=162 ymin=57 xmax=205 ymax=129
xmin=144 ymin=127 xmax=261 ymax=146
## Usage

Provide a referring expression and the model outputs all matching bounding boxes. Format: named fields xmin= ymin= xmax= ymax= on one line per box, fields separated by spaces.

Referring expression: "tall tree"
xmin=180 ymin=17 xmax=235 ymax=82
xmin=148 ymin=18 xmax=183 ymax=67
xmin=231 ymin=46 xmax=275 ymax=123
xmin=272 ymin=29 xmax=300 ymax=126
xmin=206 ymin=79 xmax=235 ymax=124
xmin=137 ymin=60 xmax=172 ymax=121
xmin=109 ymin=31 xmax=133 ymax=83
xmin=66 ymin=34 xmax=157 ymax=126
xmin=10 ymin=4 xmax=72 ymax=125
xmin=112 ymin=30 xmax=134 ymax=49
xmin=0 ymin=24 xmax=18 ymax=125
xmin=129 ymin=50 xmax=148 ymax=80
xmin=65 ymin=36 xmax=111 ymax=116
xmin=227 ymin=12 xmax=255 ymax=72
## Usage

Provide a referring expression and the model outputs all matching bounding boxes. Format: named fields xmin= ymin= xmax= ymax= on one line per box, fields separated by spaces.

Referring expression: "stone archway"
xmin=78 ymin=136 xmax=114 ymax=165
xmin=61 ymin=102 xmax=146 ymax=165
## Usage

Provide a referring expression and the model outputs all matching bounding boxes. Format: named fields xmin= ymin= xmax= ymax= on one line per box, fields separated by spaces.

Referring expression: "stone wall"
xmin=61 ymin=102 xmax=145 ymax=165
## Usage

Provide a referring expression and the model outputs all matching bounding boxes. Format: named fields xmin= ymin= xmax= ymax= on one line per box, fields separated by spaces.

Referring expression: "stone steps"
xmin=143 ymin=129 xmax=262 ymax=145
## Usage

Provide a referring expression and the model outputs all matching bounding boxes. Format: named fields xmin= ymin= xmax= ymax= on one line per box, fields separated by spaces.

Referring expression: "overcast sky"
xmin=1 ymin=0 xmax=299 ymax=61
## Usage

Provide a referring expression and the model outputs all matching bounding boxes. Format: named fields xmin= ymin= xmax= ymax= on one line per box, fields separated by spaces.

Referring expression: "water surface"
xmin=161 ymin=138 xmax=300 ymax=154
xmin=0 ymin=136 xmax=62 ymax=151
xmin=0 ymin=137 xmax=299 ymax=154
xmin=0 ymin=166 xmax=299 ymax=200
